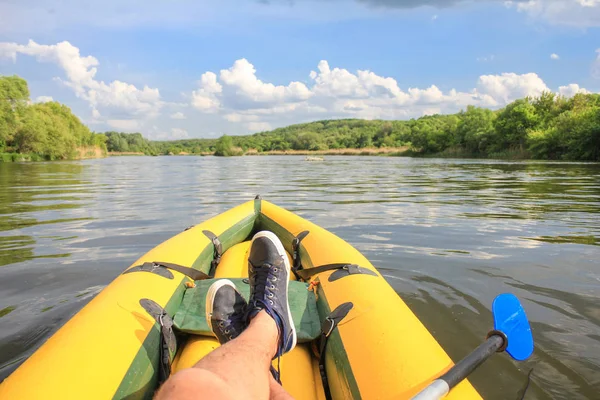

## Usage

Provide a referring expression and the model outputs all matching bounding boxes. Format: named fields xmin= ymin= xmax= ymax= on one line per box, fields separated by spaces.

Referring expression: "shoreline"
xmin=1 ymin=146 xmax=106 ymax=162
xmin=4 ymin=148 xmax=600 ymax=163
xmin=243 ymin=147 xmax=410 ymax=156
xmin=108 ymin=151 xmax=146 ymax=156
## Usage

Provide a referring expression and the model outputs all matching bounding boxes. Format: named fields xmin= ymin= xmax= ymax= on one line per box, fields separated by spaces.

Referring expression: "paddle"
xmin=412 ymin=293 xmax=534 ymax=400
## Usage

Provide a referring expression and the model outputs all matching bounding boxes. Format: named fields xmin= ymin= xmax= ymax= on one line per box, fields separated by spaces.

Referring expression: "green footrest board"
xmin=173 ymin=278 xmax=321 ymax=343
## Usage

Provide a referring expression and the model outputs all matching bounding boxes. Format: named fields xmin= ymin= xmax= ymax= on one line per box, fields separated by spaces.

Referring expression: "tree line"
xmin=1 ymin=75 xmax=107 ymax=161
xmin=112 ymin=92 xmax=599 ymax=161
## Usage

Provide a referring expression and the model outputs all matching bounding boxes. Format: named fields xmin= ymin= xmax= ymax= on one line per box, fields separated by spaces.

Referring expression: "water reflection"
xmin=0 ymin=156 xmax=599 ymax=399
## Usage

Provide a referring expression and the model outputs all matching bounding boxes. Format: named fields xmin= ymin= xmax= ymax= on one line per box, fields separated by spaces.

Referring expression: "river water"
xmin=0 ymin=156 xmax=598 ymax=399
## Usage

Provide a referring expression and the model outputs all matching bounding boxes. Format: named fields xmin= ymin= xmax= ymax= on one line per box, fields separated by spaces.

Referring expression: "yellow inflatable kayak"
xmin=0 ymin=198 xmax=482 ymax=399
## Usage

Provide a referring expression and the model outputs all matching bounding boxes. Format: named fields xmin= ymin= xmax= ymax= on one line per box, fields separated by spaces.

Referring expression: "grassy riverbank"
xmin=147 ymin=147 xmax=532 ymax=159
xmin=244 ymin=147 xmax=409 ymax=156
xmin=108 ymin=151 xmax=146 ymax=156
xmin=1 ymin=146 xmax=105 ymax=162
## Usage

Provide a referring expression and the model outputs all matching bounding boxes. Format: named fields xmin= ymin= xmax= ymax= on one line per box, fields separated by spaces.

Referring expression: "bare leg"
xmin=155 ymin=311 xmax=278 ymax=400
xmin=269 ymin=375 xmax=295 ymax=400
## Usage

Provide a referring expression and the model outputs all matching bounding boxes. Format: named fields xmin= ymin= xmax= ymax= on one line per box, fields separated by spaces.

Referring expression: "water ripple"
xmin=0 ymin=156 xmax=598 ymax=398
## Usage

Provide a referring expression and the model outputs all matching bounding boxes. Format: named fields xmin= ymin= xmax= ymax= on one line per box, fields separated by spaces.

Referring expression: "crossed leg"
xmin=157 ymin=231 xmax=297 ymax=400
xmin=155 ymin=312 xmax=293 ymax=400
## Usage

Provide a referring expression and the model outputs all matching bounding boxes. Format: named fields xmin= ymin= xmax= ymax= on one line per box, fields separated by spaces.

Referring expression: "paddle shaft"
xmin=412 ymin=334 xmax=505 ymax=400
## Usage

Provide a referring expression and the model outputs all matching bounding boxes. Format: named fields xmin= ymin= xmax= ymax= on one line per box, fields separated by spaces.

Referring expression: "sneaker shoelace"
xmin=218 ymin=306 xmax=246 ymax=341
xmin=248 ymin=261 xmax=285 ymax=384
xmin=249 ymin=261 xmax=280 ymax=310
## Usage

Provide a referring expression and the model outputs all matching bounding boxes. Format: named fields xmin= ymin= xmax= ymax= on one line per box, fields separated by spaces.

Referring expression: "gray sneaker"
xmin=205 ymin=279 xmax=248 ymax=344
xmin=245 ymin=231 xmax=297 ymax=358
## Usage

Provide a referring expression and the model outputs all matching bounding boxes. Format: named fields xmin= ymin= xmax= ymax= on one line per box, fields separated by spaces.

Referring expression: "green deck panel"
xmin=173 ymin=278 xmax=321 ymax=342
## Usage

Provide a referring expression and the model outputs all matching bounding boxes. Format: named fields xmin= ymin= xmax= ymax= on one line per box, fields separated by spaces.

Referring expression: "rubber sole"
xmin=251 ymin=230 xmax=298 ymax=353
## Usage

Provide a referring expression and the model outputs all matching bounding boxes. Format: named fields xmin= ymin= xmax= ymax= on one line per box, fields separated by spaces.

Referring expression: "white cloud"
xmin=191 ymin=71 xmax=222 ymax=113
xmin=170 ymin=128 xmax=189 ymax=139
xmin=224 ymin=113 xmax=260 ymax=122
xmin=476 ymin=72 xmax=550 ymax=105
xmin=558 ymin=83 xmax=590 ymax=96
xmin=507 ymin=0 xmax=600 ymax=27
xmin=189 ymin=58 xmax=586 ymax=134
xmin=144 ymin=126 xmax=191 ymax=140
xmin=219 ymin=58 xmax=312 ymax=104
xmin=550 ymin=53 xmax=560 ymax=60
xmin=311 ymin=60 xmax=370 ymax=98
xmin=246 ymin=122 xmax=272 ymax=132
xmin=192 ymin=59 xmax=312 ymax=113
xmin=35 ymin=95 xmax=53 ymax=103
xmin=421 ymin=107 xmax=442 ymax=116
xmin=170 ymin=112 xmax=186 ymax=119
xmin=0 ymin=40 xmax=162 ymax=120
xmin=432 ymin=14 xmax=438 ymax=20
xmin=107 ymin=119 xmax=141 ymax=131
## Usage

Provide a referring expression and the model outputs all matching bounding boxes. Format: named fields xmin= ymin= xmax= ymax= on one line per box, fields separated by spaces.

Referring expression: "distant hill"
xmin=107 ymin=92 xmax=600 ymax=162
xmin=149 ymin=119 xmax=409 ymax=155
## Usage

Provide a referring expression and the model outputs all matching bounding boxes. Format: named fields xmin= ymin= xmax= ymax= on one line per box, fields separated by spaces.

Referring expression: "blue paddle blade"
xmin=492 ymin=293 xmax=534 ymax=361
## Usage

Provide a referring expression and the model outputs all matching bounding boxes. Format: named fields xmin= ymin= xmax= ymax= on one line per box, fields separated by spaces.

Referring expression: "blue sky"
xmin=1 ymin=0 xmax=599 ymax=139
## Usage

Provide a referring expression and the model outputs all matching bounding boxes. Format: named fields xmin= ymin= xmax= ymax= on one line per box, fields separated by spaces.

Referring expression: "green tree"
xmin=214 ymin=135 xmax=233 ymax=156
xmin=294 ymin=132 xmax=325 ymax=150
xmin=494 ymin=98 xmax=539 ymax=151
xmin=214 ymin=135 xmax=243 ymax=156
xmin=456 ymin=106 xmax=496 ymax=153
xmin=13 ymin=108 xmax=46 ymax=154
xmin=0 ymin=75 xmax=30 ymax=151
xmin=552 ymin=107 xmax=600 ymax=160
xmin=532 ymin=91 xmax=560 ymax=128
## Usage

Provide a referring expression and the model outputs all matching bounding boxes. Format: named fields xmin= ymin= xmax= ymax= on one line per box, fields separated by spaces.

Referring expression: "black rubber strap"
xmin=291 ymin=231 xmax=309 ymax=280
xmin=124 ymin=261 xmax=210 ymax=281
xmin=297 ymin=263 xmax=371 ymax=281
xmin=154 ymin=261 xmax=210 ymax=281
xmin=159 ymin=322 xmax=172 ymax=383
xmin=140 ymin=299 xmax=176 ymax=385
xmin=319 ymin=302 xmax=353 ymax=400
xmin=203 ymin=230 xmax=222 ymax=273
xmin=124 ymin=262 xmax=174 ymax=279
xmin=328 ymin=264 xmax=378 ymax=282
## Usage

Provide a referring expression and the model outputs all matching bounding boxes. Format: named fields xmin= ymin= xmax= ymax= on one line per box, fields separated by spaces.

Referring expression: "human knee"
xmin=155 ymin=368 xmax=235 ymax=400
